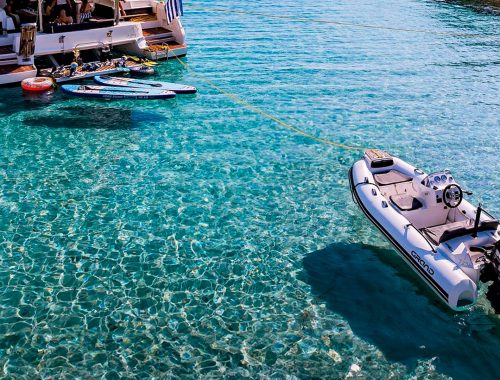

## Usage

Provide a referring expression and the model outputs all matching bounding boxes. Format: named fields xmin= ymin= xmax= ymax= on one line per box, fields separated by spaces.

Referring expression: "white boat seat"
xmin=374 ymin=170 xmax=412 ymax=186
xmin=390 ymin=194 xmax=423 ymax=211
xmin=423 ymin=219 xmax=499 ymax=245
xmin=423 ymin=221 xmax=470 ymax=245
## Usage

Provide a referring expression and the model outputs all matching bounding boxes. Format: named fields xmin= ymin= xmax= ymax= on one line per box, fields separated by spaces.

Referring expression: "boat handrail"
xmin=74 ymin=42 xmax=107 ymax=50
xmin=404 ymin=223 xmax=437 ymax=253
xmin=349 ymin=171 xmax=378 ymax=204
xmin=481 ymin=208 xmax=498 ymax=222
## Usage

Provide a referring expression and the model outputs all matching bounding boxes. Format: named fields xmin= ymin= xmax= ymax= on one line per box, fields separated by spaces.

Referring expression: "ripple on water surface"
xmin=0 ymin=0 xmax=500 ymax=378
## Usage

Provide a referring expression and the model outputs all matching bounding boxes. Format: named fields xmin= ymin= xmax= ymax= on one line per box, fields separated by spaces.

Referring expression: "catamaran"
xmin=349 ymin=150 xmax=500 ymax=311
xmin=0 ymin=0 xmax=187 ymax=85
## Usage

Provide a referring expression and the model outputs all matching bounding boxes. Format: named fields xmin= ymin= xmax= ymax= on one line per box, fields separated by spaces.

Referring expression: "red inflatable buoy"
xmin=21 ymin=77 xmax=54 ymax=92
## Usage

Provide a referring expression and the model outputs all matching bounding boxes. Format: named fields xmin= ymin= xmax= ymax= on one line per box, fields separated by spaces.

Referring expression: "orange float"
xmin=21 ymin=77 xmax=54 ymax=92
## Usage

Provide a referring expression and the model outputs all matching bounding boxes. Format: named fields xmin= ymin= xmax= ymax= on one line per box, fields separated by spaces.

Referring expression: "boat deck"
xmin=0 ymin=64 xmax=35 ymax=75
xmin=142 ymin=27 xmax=172 ymax=37
xmin=0 ymin=46 xmax=14 ymax=55
xmin=146 ymin=42 xmax=187 ymax=53
xmin=129 ymin=14 xmax=157 ymax=22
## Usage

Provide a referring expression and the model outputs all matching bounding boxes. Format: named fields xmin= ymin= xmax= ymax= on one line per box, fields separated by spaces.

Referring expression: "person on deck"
xmin=77 ymin=0 xmax=93 ymax=23
xmin=4 ymin=0 xmax=20 ymax=29
xmin=119 ymin=0 xmax=126 ymax=17
xmin=54 ymin=8 xmax=73 ymax=25
xmin=44 ymin=0 xmax=56 ymax=17
xmin=45 ymin=0 xmax=67 ymax=17
xmin=54 ymin=0 xmax=73 ymax=17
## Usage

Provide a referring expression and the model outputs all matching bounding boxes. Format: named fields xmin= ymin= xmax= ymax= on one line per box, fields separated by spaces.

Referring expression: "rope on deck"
xmin=173 ymin=55 xmax=366 ymax=151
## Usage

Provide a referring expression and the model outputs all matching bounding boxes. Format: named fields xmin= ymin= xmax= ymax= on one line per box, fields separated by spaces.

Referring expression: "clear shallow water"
xmin=0 ymin=0 xmax=499 ymax=378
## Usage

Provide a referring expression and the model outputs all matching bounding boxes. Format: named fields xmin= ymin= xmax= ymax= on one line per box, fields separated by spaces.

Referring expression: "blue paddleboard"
xmin=61 ymin=85 xmax=176 ymax=100
xmin=94 ymin=75 xmax=197 ymax=94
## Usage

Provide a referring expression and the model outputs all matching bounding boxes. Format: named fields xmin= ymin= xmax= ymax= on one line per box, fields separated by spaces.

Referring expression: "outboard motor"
xmin=480 ymin=241 xmax=500 ymax=312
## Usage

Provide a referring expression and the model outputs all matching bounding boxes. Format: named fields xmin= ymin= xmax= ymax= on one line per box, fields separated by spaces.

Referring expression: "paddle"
xmin=83 ymin=85 xmax=153 ymax=94
xmin=122 ymin=78 xmax=162 ymax=87
xmin=99 ymin=75 xmax=163 ymax=88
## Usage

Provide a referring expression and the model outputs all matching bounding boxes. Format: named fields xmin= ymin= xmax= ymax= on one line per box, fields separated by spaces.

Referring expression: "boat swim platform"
xmin=144 ymin=42 xmax=187 ymax=60
xmin=128 ymin=14 xmax=157 ymax=23
xmin=0 ymin=64 xmax=35 ymax=75
xmin=141 ymin=27 xmax=172 ymax=37
xmin=0 ymin=64 xmax=38 ymax=85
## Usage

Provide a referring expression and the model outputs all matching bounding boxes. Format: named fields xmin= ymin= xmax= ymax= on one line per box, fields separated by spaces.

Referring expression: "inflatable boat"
xmin=349 ymin=150 xmax=500 ymax=311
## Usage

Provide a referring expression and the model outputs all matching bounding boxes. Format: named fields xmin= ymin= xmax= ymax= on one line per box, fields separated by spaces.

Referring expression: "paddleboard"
xmin=94 ymin=75 xmax=197 ymax=94
xmin=61 ymin=85 xmax=176 ymax=99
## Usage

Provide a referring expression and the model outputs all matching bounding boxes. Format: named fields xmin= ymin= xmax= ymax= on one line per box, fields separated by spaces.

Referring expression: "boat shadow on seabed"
xmin=22 ymin=106 xmax=163 ymax=130
xmin=301 ymin=242 xmax=500 ymax=380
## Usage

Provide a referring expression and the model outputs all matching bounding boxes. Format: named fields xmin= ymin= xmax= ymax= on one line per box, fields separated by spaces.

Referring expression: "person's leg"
xmin=119 ymin=1 xmax=126 ymax=17
xmin=68 ymin=1 xmax=76 ymax=22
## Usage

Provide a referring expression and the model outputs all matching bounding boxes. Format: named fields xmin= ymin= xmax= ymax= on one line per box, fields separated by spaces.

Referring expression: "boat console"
xmin=417 ymin=170 xmax=463 ymax=209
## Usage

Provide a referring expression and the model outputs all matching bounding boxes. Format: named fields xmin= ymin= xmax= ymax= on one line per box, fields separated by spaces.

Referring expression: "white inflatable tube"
xmin=349 ymin=159 xmax=477 ymax=310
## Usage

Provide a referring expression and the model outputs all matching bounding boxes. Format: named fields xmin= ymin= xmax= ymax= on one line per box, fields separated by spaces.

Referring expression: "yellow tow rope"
xmin=172 ymin=4 xmax=498 ymax=150
xmin=172 ymin=55 xmax=366 ymax=151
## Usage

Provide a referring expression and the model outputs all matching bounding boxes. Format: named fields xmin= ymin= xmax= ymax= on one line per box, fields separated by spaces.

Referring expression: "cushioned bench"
xmin=374 ymin=170 xmax=412 ymax=186
xmin=390 ymin=194 xmax=423 ymax=211
xmin=423 ymin=220 xmax=499 ymax=245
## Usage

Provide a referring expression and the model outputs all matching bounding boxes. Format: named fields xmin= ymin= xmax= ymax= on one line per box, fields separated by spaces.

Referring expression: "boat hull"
xmin=0 ymin=65 xmax=37 ymax=85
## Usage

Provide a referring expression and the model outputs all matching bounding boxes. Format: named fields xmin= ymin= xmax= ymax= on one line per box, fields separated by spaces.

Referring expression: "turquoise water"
xmin=1 ymin=0 xmax=500 ymax=378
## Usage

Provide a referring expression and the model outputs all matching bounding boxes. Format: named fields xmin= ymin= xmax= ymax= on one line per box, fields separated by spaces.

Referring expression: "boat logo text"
xmin=411 ymin=251 xmax=435 ymax=276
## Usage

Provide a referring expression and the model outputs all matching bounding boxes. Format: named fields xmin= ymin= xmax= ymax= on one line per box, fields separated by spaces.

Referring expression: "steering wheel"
xmin=443 ymin=184 xmax=463 ymax=208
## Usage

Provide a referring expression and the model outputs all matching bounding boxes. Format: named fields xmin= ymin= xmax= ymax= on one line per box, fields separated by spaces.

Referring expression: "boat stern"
xmin=449 ymin=278 xmax=477 ymax=310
